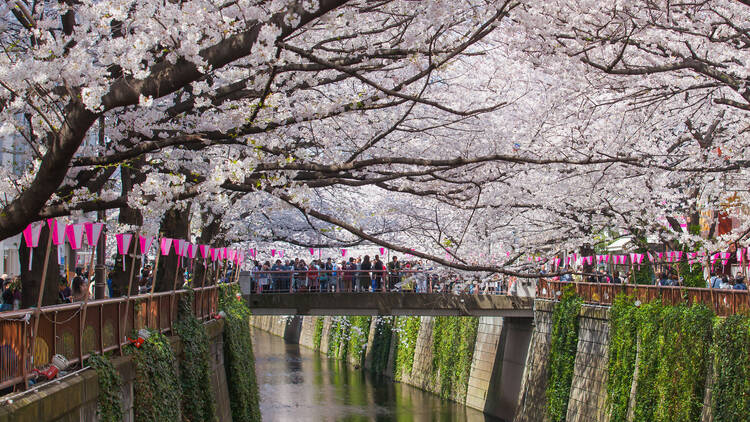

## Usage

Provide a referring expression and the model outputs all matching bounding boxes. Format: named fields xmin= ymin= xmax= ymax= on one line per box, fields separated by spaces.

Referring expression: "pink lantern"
xmin=139 ymin=236 xmax=154 ymax=256
xmin=47 ymin=219 xmax=66 ymax=245
xmin=84 ymin=222 xmax=105 ymax=247
xmin=379 ymin=247 xmax=385 ymax=256
xmin=210 ymin=248 xmax=219 ymax=262
xmin=115 ymin=233 xmax=133 ymax=270
xmin=22 ymin=222 xmax=44 ymax=270
xmin=199 ymin=245 xmax=210 ymax=259
xmin=309 ymin=248 xmax=315 ymax=256
xmin=65 ymin=223 xmax=85 ymax=250
xmin=188 ymin=244 xmax=198 ymax=259
xmin=48 ymin=219 xmax=67 ymax=265
xmin=160 ymin=238 xmax=173 ymax=256
xmin=227 ymin=249 xmax=236 ymax=262
xmin=341 ymin=249 xmax=347 ymax=257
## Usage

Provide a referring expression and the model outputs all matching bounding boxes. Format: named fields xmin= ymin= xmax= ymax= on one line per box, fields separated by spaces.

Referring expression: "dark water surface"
xmin=251 ymin=328 xmax=501 ymax=422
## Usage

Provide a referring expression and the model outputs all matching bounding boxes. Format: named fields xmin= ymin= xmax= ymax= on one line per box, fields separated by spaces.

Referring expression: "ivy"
xmin=546 ymin=286 xmax=582 ymax=422
xmin=369 ymin=316 xmax=393 ymax=374
xmin=173 ymin=290 xmax=217 ymax=422
xmin=125 ymin=329 xmax=182 ymax=422
xmin=431 ymin=316 xmax=478 ymax=401
xmin=393 ymin=316 xmax=421 ymax=381
xmin=87 ymin=354 xmax=123 ymax=422
xmin=653 ymin=304 xmax=712 ymax=422
xmin=313 ymin=317 xmax=324 ymax=351
xmin=632 ymin=301 xmax=664 ymax=421
xmin=606 ymin=295 xmax=638 ymax=422
xmin=219 ymin=284 xmax=261 ymax=422
xmin=327 ymin=316 xmax=349 ymax=360
xmin=346 ymin=316 xmax=371 ymax=365
xmin=711 ymin=314 xmax=750 ymax=421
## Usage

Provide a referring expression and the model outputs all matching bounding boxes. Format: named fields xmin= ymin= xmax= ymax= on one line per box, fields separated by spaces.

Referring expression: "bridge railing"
xmin=0 ymin=284 xmax=225 ymax=393
xmin=246 ymin=269 xmax=503 ymax=294
xmin=537 ymin=280 xmax=750 ymax=316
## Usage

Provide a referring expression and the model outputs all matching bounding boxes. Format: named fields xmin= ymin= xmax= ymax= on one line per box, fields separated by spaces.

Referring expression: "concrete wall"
xmin=0 ymin=319 xmax=232 ymax=422
xmin=250 ymin=302 xmax=619 ymax=422
xmin=251 ymin=314 xmax=535 ymax=422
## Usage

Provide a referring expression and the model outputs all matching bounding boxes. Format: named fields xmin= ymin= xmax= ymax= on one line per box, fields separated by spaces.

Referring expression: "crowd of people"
xmin=248 ymin=254 xmax=452 ymax=293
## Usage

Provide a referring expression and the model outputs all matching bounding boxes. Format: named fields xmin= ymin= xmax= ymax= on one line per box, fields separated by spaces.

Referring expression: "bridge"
xmin=244 ymin=292 xmax=535 ymax=317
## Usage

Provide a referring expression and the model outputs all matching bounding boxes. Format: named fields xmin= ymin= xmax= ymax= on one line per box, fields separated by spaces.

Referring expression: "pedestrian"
xmin=360 ymin=255 xmax=372 ymax=292
xmin=733 ymin=276 xmax=747 ymax=290
xmin=71 ymin=276 xmax=89 ymax=302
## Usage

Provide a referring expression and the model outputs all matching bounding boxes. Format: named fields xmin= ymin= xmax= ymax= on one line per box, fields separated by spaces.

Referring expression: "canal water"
xmin=252 ymin=328 xmax=501 ymax=422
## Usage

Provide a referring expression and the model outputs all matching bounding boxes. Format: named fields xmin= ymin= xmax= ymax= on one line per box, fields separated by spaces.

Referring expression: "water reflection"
xmin=251 ymin=328 xmax=500 ymax=422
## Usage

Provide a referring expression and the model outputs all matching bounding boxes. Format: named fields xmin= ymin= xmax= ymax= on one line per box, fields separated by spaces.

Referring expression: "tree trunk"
xmin=155 ymin=206 xmax=192 ymax=292
xmin=19 ymin=224 xmax=60 ymax=307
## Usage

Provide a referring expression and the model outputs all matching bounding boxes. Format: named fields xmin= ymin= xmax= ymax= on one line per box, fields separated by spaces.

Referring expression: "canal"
xmin=252 ymin=328 xmax=501 ymax=421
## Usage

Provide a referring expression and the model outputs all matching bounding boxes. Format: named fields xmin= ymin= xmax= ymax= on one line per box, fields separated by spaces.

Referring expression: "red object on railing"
xmin=0 ymin=284 xmax=225 ymax=392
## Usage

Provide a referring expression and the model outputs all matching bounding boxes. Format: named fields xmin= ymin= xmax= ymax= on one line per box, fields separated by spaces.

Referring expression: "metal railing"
xmin=537 ymin=280 xmax=750 ymax=316
xmin=0 ymin=284 xmax=223 ymax=392
xmin=246 ymin=269 xmax=500 ymax=294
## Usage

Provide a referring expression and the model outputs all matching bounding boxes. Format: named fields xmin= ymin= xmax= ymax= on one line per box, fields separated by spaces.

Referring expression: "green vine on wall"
xmin=346 ymin=316 xmax=372 ymax=365
xmin=125 ymin=329 xmax=183 ymax=422
xmin=87 ymin=354 xmax=123 ymax=422
xmin=653 ymin=304 xmax=712 ymax=422
xmin=393 ymin=316 xmax=421 ymax=381
xmin=608 ymin=298 xmax=716 ymax=422
xmin=711 ymin=314 xmax=750 ymax=421
xmin=431 ymin=316 xmax=479 ymax=401
xmin=313 ymin=317 xmax=324 ymax=351
xmin=327 ymin=316 xmax=349 ymax=360
xmin=370 ymin=316 xmax=393 ymax=374
xmin=174 ymin=290 xmax=217 ymax=421
xmin=219 ymin=284 xmax=261 ymax=422
xmin=546 ymin=286 xmax=582 ymax=422
xmin=606 ymin=296 xmax=639 ymax=422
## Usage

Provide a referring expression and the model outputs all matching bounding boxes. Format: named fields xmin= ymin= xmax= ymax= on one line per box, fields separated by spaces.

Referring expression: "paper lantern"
xmin=139 ymin=236 xmax=154 ymax=256
xmin=160 ymin=238 xmax=173 ymax=256
xmin=115 ymin=233 xmax=133 ymax=270
xmin=22 ymin=222 xmax=44 ymax=271
xmin=47 ymin=219 xmax=66 ymax=245
xmin=199 ymin=245 xmax=210 ymax=259
xmin=309 ymin=248 xmax=315 ymax=256
xmin=65 ymin=223 xmax=85 ymax=250
xmin=84 ymin=222 xmax=105 ymax=247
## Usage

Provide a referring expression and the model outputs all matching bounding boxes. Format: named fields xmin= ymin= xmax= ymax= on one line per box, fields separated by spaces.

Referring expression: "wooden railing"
xmin=0 ymin=284 xmax=224 ymax=392
xmin=536 ymin=280 xmax=750 ymax=316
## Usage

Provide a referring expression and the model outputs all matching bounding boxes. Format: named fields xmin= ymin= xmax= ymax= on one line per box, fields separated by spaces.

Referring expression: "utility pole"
xmin=95 ymin=210 xmax=107 ymax=299
xmin=95 ymin=116 xmax=108 ymax=299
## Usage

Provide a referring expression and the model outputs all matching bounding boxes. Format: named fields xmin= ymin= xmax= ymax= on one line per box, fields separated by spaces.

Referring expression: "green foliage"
xmin=546 ymin=286 xmax=582 ymax=422
xmin=346 ymin=316 xmax=371 ymax=365
xmin=327 ymin=316 xmax=349 ymax=360
xmin=173 ymin=290 xmax=217 ymax=422
xmin=678 ymin=262 xmax=704 ymax=288
xmin=611 ymin=300 xmax=715 ymax=422
xmin=632 ymin=301 xmax=663 ymax=421
xmin=313 ymin=317 xmax=324 ymax=351
xmin=711 ymin=315 xmax=750 ymax=421
xmin=431 ymin=316 xmax=479 ymax=401
xmin=126 ymin=329 xmax=182 ymax=422
xmin=219 ymin=284 xmax=261 ymax=422
xmin=606 ymin=296 xmax=639 ymax=422
xmin=370 ymin=316 xmax=393 ymax=374
xmin=653 ymin=304 xmax=712 ymax=422
xmin=88 ymin=354 xmax=123 ymax=422
xmin=393 ymin=316 xmax=421 ymax=381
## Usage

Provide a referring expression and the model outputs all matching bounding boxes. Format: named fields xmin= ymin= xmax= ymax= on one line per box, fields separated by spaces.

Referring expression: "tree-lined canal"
xmin=251 ymin=328 xmax=500 ymax=421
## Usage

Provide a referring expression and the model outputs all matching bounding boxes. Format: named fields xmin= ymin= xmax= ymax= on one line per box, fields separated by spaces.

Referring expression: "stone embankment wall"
xmin=250 ymin=314 xmax=534 ymax=421
xmin=251 ymin=298 xmax=747 ymax=422
xmin=0 ymin=319 xmax=232 ymax=422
